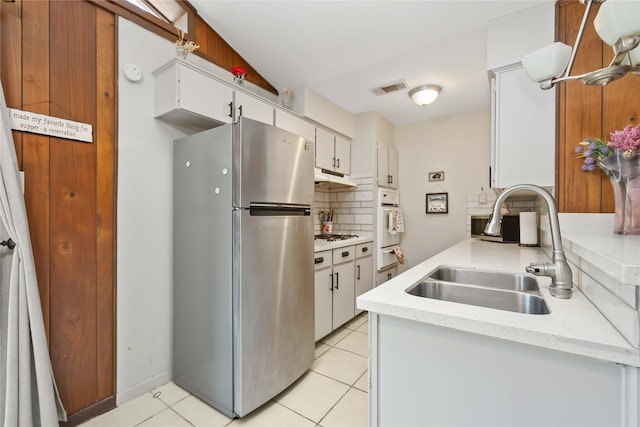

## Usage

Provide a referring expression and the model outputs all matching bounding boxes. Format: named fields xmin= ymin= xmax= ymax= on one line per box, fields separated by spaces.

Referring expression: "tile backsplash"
xmin=313 ymin=175 xmax=374 ymax=235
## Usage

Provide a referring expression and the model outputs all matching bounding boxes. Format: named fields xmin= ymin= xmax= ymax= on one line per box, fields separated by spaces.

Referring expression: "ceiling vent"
xmin=372 ymin=80 xmax=409 ymax=95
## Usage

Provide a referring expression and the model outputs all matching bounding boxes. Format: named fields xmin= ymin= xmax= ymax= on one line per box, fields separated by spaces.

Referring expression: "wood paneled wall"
xmin=0 ymin=0 xmax=116 ymax=420
xmin=557 ymin=0 xmax=640 ymax=212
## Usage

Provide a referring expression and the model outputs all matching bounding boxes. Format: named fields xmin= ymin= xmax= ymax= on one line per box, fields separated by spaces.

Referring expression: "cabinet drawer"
xmin=356 ymin=242 xmax=373 ymax=258
xmin=333 ymin=245 xmax=355 ymax=264
xmin=314 ymin=250 xmax=332 ymax=271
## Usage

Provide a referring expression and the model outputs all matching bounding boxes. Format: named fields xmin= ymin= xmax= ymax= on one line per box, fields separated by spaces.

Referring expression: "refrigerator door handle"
xmin=249 ymin=203 xmax=311 ymax=216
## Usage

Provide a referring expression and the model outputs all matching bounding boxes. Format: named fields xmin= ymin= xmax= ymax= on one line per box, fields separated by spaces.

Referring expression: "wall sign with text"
xmin=8 ymin=108 xmax=93 ymax=143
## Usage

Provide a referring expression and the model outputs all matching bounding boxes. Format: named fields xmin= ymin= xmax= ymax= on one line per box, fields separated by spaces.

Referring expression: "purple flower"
xmin=589 ymin=143 xmax=597 ymax=150
xmin=584 ymin=150 xmax=592 ymax=157
xmin=585 ymin=157 xmax=595 ymax=164
xmin=587 ymin=164 xmax=596 ymax=171
xmin=602 ymin=146 xmax=610 ymax=154
xmin=580 ymin=164 xmax=588 ymax=171
xmin=575 ymin=146 xmax=583 ymax=153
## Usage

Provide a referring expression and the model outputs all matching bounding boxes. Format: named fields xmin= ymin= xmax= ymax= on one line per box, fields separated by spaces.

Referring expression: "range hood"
xmin=314 ymin=168 xmax=357 ymax=188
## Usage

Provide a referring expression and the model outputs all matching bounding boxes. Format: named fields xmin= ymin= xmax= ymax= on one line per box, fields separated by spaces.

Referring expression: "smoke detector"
xmin=372 ymin=80 xmax=409 ymax=95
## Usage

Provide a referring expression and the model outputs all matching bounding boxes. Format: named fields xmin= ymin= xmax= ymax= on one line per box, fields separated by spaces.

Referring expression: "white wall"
xmin=116 ymin=18 xmax=277 ymax=404
xmin=395 ymin=109 xmax=491 ymax=272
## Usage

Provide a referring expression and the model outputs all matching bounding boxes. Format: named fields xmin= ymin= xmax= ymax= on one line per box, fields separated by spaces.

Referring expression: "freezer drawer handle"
xmin=315 ymin=257 xmax=324 ymax=264
xmin=341 ymin=251 xmax=349 ymax=257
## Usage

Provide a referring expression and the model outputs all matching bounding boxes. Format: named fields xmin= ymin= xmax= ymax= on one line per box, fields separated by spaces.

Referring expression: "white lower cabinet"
xmin=314 ymin=251 xmax=333 ymax=341
xmin=370 ymin=314 xmax=634 ymax=426
xmin=331 ymin=247 xmax=355 ymax=330
xmin=355 ymin=243 xmax=373 ymax=315
xmin=314 ymin=243 xmax=372 ymax=341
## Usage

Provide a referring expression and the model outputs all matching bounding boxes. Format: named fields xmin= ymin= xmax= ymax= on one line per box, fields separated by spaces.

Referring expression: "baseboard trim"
xmin=60 ymin=396 xmax=116 ymax=427
xmin=116 ymin=370 xmax=172 ymax=405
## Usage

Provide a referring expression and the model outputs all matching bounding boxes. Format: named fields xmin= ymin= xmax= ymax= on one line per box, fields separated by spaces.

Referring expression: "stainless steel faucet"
xmin=483 ymin=184 xmax=573 ymax=299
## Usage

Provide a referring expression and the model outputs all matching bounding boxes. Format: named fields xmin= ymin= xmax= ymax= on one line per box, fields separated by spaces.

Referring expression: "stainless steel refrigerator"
xmin=173 ymin=117 xmax=315 ymax=418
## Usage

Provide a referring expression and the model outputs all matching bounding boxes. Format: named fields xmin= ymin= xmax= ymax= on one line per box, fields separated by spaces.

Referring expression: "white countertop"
xmin=314 ymin=235 xmax=373 ymax=252
xmin=357 ymin=238 xmax=640 ymax=367
xmin=556 ymin=214 xmax=640 ymax=286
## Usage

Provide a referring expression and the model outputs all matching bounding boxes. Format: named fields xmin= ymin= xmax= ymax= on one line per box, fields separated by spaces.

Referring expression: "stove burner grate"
xmin=314 ymin=233 xmax=360 ymax=242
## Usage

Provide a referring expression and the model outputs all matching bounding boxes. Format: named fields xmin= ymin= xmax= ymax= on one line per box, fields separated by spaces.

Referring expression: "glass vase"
xmin=598 ymin=150 xmax=640 ymax=235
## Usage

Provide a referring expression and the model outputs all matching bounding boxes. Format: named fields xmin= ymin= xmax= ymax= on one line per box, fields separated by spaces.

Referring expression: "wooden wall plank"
xmin=559 ymin=1 xmax=603 ymax=212
xmin=95 ymin=6 xmax=116 ymax=401
xmin=49 ymin=0 xmax=99 ymax=413
xmin=0 ymin=0 xmax=23 ymax=168
xmin=21 ymin=0 xmax=51 ymax=346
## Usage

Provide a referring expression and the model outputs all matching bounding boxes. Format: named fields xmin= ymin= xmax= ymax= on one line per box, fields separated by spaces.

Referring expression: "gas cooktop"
xmin=314 ymin=233 xmax=360 ymax=242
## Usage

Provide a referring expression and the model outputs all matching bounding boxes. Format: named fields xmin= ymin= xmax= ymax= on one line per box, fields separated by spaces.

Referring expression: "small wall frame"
xmin=428 ymin=171 xmax=445 ymax=182
xmin=426 ymin=192 xmax=448 ymax=214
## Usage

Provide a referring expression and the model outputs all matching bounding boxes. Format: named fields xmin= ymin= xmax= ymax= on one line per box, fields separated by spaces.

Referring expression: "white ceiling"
xmin=191 ymin=1 xmax=549 ymax=125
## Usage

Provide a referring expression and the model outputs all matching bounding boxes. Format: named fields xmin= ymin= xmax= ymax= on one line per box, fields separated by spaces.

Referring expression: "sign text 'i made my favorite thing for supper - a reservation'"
xmin=8 ymin=108 xmax=93 ymax=143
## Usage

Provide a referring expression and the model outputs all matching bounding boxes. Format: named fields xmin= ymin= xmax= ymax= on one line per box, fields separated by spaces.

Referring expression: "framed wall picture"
xmin=428 ymin=171 xmax=445 ymax=182
xmin=426 ymin=192 xmax=448 ymax=214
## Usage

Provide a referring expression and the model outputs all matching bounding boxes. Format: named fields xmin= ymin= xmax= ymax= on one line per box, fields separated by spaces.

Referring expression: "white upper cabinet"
xmin=334 ymin=135 xmax=351 ymax=176
xmin=491 ymin=63 xmax=555 ymax=188
xmin=154 ymin=61 xmax=234 ymax=129
xmin=274 ymin=109 xmax=316 ymax=143
xmin=235 ymin=91 xmax=274 ymax=125
xmin=377 ymin=141 xmax=398 ymax=188
xmin=316 ymin=127 xmax=336 ymax=171
xmin=316 ymin=127 xmax=351 ymax=175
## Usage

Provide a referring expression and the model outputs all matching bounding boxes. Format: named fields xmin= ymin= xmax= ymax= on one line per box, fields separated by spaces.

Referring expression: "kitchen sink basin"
xmin=406 ymin=280 xmax=550 ymax=315
xmin=427 ymin=265 xmax=540 ymax=292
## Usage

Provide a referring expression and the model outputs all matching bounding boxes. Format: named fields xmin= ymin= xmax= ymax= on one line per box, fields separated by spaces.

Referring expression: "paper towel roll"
xmin=519 ymin=211 xmax=538 ymax=246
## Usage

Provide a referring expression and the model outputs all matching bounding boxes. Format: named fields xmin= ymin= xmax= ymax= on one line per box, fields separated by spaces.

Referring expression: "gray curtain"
xmin=0 ymin=84 xmax=66 ymax=425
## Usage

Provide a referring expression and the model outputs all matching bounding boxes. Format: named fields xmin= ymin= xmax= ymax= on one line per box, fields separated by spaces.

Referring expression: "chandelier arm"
xmin=563 ymin=0 xmax=596 ymax=79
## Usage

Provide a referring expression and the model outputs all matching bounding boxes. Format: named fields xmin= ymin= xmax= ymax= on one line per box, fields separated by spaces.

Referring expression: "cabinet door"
xmin=178 ymin=65 xmax=234 ymax=125
xmin=332 ymin=261 xmax=355 ymax=329
xmin=377 ymin=140 xmax=390 ymax=187
xmin=355 ymin=256 xmax=373 ymax=315
xmin=334 ymin=135 xmax=351 ymax=175
xmin=316 ymin=128 xmax=335 ymax=171
xmin=387 ymin=144 xmax=398 ymax=189
xmin=314 ymin=268 xmax=333 ymax=341
xmin=492 ymin=64 xmax=554 ymax=188
xmin=275 ymin=109 xmax=316 ymax=143
xmin=235 ymin=91 xmax=274 ymax=125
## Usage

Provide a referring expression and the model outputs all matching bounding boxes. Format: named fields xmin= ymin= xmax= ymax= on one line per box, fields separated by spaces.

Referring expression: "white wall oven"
xmin=377 ymin=188 xmax=400 ymax=271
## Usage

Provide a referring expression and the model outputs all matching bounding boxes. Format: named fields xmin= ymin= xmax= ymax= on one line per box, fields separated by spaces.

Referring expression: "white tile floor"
xmin=81 ymin=313 xmax=369 ymax=427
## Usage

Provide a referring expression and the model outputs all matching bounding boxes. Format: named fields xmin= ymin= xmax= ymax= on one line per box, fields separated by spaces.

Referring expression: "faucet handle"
xmin=526 ymin=262 xmax=550 ymax=277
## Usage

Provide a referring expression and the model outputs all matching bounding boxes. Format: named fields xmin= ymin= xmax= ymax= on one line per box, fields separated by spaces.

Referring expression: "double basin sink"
xmin=406 ymin=265 xmax=550 ymax=315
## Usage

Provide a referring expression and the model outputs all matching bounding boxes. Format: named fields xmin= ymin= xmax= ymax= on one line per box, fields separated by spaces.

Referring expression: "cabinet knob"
xmin=314 ymin=257 xmax=324 ymax=264
xmin=228 ymin=102 xmax=233 ymax=118
xmin=342 ymin=251 xmax=349 ymax=257
xmin=336 ymin=158 xmax=340 ymax=168
xmin=362 ymin=247 xmax=368 ymax=253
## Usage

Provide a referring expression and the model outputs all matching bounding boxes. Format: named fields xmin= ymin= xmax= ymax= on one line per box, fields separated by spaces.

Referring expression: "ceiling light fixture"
xmin=522 ymin=0 xmax=640 ymax=90
xmin=408 ymin=85 xmax=441 ymax=106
